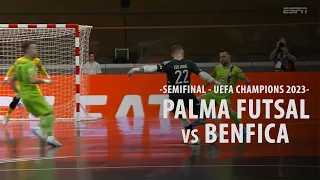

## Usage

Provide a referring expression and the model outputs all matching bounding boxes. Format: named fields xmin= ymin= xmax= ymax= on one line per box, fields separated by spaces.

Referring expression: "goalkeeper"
xmin=9 ymin=42 xmax=61 ymax=147
xmin=2 ymin=47 xmax=51 ymax=125
xmin=192 ymin=50 xmax=250 ymax=128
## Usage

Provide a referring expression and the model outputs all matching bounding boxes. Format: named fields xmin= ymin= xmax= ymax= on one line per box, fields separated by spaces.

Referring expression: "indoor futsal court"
xmin=0 ymin=0 xmax=319 ymax=179
xmin=0 ymin=117 xmax=319 ymax=180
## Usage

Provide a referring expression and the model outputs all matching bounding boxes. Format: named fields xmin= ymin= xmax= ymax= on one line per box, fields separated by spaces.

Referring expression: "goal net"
xmin=0 ymin=24 xmax=92 ymax=121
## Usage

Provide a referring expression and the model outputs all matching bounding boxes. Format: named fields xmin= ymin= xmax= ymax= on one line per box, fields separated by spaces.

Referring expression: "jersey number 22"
xmin=175 ymin=69 xmax=189 ymax=84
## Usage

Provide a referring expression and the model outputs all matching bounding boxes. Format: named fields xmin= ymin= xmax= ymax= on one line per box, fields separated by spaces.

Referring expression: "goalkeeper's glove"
xmin=44 ymin=79 xmax=53 ymax=84
xmin=46 ymin=76 xmax=54 ymax=84
xmin=128 ymin=68 xmax=139 ymax=78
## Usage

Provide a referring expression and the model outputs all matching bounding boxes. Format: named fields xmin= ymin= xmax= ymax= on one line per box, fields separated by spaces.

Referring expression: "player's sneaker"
xmin=31 ymin=126 xmax=46 ymax=141
xmin=17 ymin=102 xmax=24 ymax=108
xmin=47 ymin=146 xmax=61 ymax=156
xmin=46 ymin=136 xmax=62 ymax=147
xmin=2 ymin=116 xmax=9 ymax=125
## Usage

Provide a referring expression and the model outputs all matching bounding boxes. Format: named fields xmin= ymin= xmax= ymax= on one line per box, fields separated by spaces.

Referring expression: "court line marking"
xmin=0 ymin=164 xmax=319 ymax=171
xmin=0 ymin=155 xmax=79 ymax=163
xmin=2 ymin=119 xmax=320 ymax=123
xmin=1 ymin=154 xmax=319 ymax=164
xmin=1 ymin=120 xmax=319 ymax=132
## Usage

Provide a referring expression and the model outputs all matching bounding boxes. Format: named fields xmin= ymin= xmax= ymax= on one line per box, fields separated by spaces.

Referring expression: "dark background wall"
xmin=0 ymin=0 xmax=319 ymax=61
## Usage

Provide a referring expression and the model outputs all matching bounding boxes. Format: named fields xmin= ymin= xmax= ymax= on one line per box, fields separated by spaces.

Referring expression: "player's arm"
xmin=28 ymin=74 xmax=52 ymax=84
xmin=2 ymin=64 xmax=15 ymax=86
xmin=204 ymin=67 xmax=217 ymax=87
xmin=127 ymin=60 xmax=172 ymax=77
xmin=37 ymin=60 xmax=51 ymax=79
xmin=236 ymin=67 xmax=250 ymax=85
xmin=27 ymin=64 xmax=52 ymax=84
xmin=189 ymin=61 xmax=220 ymax=85
xmin=199 ymin=71 xmax=220 ymax=85
xmin=283 ymin=48 xmax=297 ymax=62
xmin=127 ymin=64 xmax=159 ymax=77
xmin=9 ymin=75 xmax=19 ymax=94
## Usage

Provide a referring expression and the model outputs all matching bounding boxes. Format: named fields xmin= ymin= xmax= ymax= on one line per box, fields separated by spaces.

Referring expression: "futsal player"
xmin=192 ymin=50 xmax=250 ymax=131
xmin=128 ymin=45 xmax=221 ymax=144
xmin=2 ymin=46 xmax=51 ymax=125
xmin=9 ymin=42 xmax=61 ymax=147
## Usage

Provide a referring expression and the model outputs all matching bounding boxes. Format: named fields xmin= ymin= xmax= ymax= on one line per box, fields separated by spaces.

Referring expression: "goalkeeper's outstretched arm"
xmin=198 ymin=71 xmax=221 ymax=85
xmin=9 ymin=75 xmax=51 ymax=94
xmin=28 ymin=74 xmax=52 ymax=84
xmin=37 ymin=63 xmax=51 ymax=79
xmin=127 ymin=65 xmax=158 ymax=78
xmin=188 ymin=61 xmax=220 ymax=85
xmin=2 ymin=61 xmax=51 ymax=86
xmin=2 ymin=65 xmax=15 ymax=86
xmin=127 ymin=64 xmax=220 ymax=85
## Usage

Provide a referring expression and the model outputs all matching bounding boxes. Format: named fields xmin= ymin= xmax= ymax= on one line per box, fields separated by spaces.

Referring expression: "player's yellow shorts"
xmin=201 ymin=92 xmax=232 ymax=106
xmin=16 ymin=84 xmax=42 ymax=96
xmin=21 ymin=95 xmax=52 ymax=117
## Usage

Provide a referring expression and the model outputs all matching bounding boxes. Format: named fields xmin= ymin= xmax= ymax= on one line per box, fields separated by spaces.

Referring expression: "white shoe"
xmin=46 ymin=136 xmax=62 ymax=147
xmin=2 ymin=116 xmax=9 ymax=125
xmin=17 ymin=102 xmax=24 ymax=108
xmin=31 ymin=126 xmax=46 ymax=141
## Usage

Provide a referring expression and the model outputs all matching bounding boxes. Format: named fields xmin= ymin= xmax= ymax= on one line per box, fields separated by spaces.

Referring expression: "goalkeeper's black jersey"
xmin=156 ymin=59 xmax=202 ymax=86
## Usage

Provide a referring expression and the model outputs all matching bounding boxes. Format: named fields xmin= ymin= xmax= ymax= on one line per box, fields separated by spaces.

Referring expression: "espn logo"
xmin=283 ymin=7 xmax=307 ymax=14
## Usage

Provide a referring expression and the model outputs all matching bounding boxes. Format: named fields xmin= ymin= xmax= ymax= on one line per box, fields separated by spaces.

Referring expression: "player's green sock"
xmin=39 ymin=114 xmax=55 ymax=137
xmin=230 ymin=111 xmax=241 ymax=125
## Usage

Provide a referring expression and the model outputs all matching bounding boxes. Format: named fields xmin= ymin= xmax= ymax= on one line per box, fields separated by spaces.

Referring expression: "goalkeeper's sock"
xmin=185 ymin=124 xmax=193 ymax=130
xmin=183 ymin=120 xmax=201 ymax=145
xmin=39 ymin=114 xmax=55 ymax=137
xmin=6 ymin=96 xmax=20 ymax=117
xmin=179 ymin=118 xmax=192 ymax=128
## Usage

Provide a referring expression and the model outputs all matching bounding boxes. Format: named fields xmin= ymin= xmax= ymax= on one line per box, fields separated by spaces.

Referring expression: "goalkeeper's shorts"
xmin=15 ymin=85 xmax=42 ymax=96
xmin=22 ymin=95 xmax=52 ymax=117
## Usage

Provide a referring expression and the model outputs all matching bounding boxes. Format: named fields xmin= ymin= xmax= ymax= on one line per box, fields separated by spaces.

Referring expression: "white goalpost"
xmin=0 ymin=24 xmax=93 ymax=122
